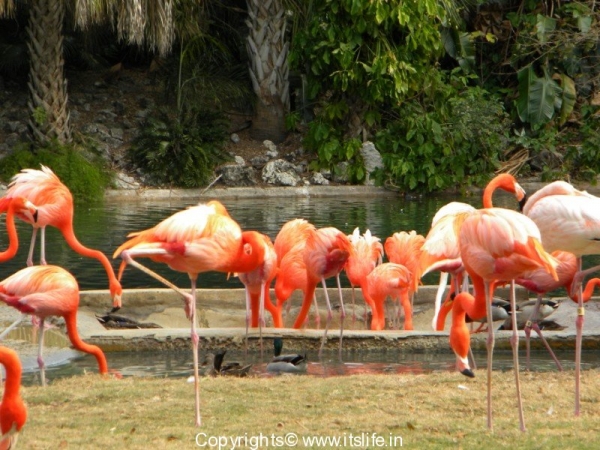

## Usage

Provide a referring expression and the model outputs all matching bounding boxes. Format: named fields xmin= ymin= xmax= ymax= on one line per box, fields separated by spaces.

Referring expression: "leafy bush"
xmin=0 ymin=139 xmax=112 ymax=203
xmin=127 ymin=107 xmax=230 ymax=188
xmin=376 ymin=85 xmax=510 ymax=192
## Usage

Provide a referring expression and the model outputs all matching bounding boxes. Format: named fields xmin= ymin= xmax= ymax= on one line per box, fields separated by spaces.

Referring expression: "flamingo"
xmin=421 ymin=173 xmax=527 ymax=330
xmin=0 ymin=265 xmax=110 ymax=386
xmin=299 ymin=227 xmax=352 ymax=356
xmin=0 ymin=165 xmax=122 ymax=310
xmin=272 ymin=219 xmax=316 ymax=327
xmin=522 ymin=180 xmax=600 ymax=416
xmin=384 ymin=230 xmax=425 ymax=327
xmin=0 ymin=346 xmax=27 ymax=449
xmin=362 ymin=263 xmax=413 ymax=331
xmin=113 ymin=200 xmax=266 ymax=427
xmin=345 ymin=228 xmax=384 ymax=326
xmin=448 ymin=207 xmax=557 ymax=432
xmin=236 ymin=233 xmax=279 ymax=352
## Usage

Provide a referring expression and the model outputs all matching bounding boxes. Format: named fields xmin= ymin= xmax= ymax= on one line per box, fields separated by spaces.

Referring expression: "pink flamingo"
xmin=384 ymin=230 xmax=425 ymax=327
xmin=113 ymin=200 xmax=266 ymax=427
xmin=0 ymin=346 xmax=27 ymax=449
xmin=449 ymin=207 xmax=557 ymax=432
xmin=522 ymin=180 xmax=600 ymax=416
xmin=345 ymin=228 xmax=384 ymax=326
xmin=236 ymin=232 xmax=279 ymax=350
xmin=0 ymin=165 xmax=122 ymax=310
xmin=362 ymin=263 xmax=413 ymax=331
xmin=0 ymin=265 xmax=110 ymax=386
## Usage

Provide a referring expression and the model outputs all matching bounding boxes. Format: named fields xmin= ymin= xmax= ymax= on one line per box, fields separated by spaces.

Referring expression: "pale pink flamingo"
xmin=522 ymin=181 xmax=600 ymax=416
xmin=422 ymin=173 xmax=527 ymax=330
xmin=449 ymin=207 xmax=557 ymax=432
xmin=362 ymin=263 xmax=413 ymax=331
xmin=0 ymin=265 xmax=110 ymax=386
xmin=113 ymin=200 xmax=266 ymax=427
xmin=0 ymin=346 xmax=27 ymax=449
xmin=0 ymin=165 xmax=122 ymax=310
xmin=345 ymin=228 xmax=384 ymax=326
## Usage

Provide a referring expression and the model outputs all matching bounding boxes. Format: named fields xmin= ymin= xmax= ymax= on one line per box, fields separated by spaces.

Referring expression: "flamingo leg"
xmin=508 ymin=280 xmax=526 ymax=432
xmin=244 ymin=288 xmax=251 ymax=356
xmin=189 ymin=278 xmax=201 ymax=427
xmin=258 ymin=281 xmax=266 ymax=357
xmin=524 ymin=294 xmax=563 ymax=371
xmin=318 ymin=279 xmax=333 ymax=358
xmin=27 ymin=228 xmax=38 ymax=267
xmin=484 ymin=281 xmax=495 ymax=431
xmin=431 ymin=271 xmax=449 ymax=330
xmin=574 ymin=257 xmax=585 ymax=417
xmin=37 ymin=317 xmax=46 ymax=387
xmin=350 ymin=286 xmax=357 ymax=326
xmin=312 ymin=295 xmax=320 ymax=329
xmin=335 ymin=274 xmax=345 ymax=359
xmin=40 ymin=227 xmax=47 ymax=265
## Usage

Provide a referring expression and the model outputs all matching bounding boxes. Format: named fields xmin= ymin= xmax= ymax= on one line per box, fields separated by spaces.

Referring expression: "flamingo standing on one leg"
xmin=113 ymin=200 xmax=266 ymax=427
xmin=449 ymin=207 xmax=557 ymax=432
xmin=0 ymin=265 xmax=110 ymax=386
xmin=345 ymin=228 xmax=384 ymax=327
xmin=299 ymin=227 xmax=352 ymax=356
xmin=522 ymin=180 xmax=600 ymax=416
xmin=0 ymin=346 xmax=27 ymax=449
xmin=362 ymin=263 xmax=413 ymax=331
xmin=0 ymin=165 xmax=122 ymax=310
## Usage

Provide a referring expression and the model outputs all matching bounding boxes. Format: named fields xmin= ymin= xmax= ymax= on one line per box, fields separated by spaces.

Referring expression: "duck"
xmin=499 ymin=299 xmax=560 ymax=331
xmin=266 ymin=338 xmax=307 ymax=374
xmin=466 ymin=298 xmax=512 ymax=332
xmin=198 ymin=350 xmax=253 ymax=377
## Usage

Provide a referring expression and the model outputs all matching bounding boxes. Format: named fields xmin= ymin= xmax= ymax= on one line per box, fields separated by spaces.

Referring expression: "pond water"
xmin=20 ymin=347 xmax=600 ymax=387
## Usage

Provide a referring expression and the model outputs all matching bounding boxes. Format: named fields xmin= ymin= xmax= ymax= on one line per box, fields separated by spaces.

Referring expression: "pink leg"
xmin=523 ymin=294 xmax=562 ymax=371
xmin=318 ymin=279 xmax=333 ymax=358
xmin=27 ymin=228 xmax=38 ymax=267
xmin=484 ymin=282 xmax=495 ymax=431
xmin=37 ymin=317 xmax=47 ymax=386
xmin=335 ymin=274 xmax=346 ymax=359
xmin=508 ymin=281 xmax=526 ymax=432
xmin=574 ymin=258 xmax=585 ymax=417
xmin=189 ymin=278 xmax=201 ymax=427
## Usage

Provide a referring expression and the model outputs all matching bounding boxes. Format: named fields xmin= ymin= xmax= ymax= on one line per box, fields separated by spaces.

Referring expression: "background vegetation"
xmin=0 ymin=0 xmax=599 ymax=194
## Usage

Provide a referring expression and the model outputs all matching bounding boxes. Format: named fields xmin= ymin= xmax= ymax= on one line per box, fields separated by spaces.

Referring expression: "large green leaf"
xmin=553 ymin=73 xmax=577 ymax=126
xmin=517 ymin=67 xmax=562 ymax=126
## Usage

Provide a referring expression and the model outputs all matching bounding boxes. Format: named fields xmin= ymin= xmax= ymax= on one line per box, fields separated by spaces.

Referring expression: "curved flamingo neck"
xmin=577 ymin=278 xmax=600 ymax=303
xmin=482 ymin=175 xmax=517 ymax=208
xmin=0 ymin=349 xmax=22 ymax=403
xmin=63 ymin=312 xmax=108 ymax=374
xmin=0 ymin=206 xmax=20 ymax=263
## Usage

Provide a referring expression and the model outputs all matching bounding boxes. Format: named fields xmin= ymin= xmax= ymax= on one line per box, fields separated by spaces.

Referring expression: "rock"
xmin=230 ymin=133 xmax=240 ymax=144
xmin=360 ymin=141 xmax=384 ymax=185
xmin=216 ymin=164 xmax=258 ymax=186
xmin=261 ymin=159 xmax=302 ymax=186
xmin=114 ymin=172 xmax=140 ymax=189
xmin=234 ymin=155 xmax=245 ymax=165
xmin=309 ymin=172 xmax=330 ymax=185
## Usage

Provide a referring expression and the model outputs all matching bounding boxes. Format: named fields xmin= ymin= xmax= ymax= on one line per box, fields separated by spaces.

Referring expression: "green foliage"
xmin=127 ymin=107 xmax=230 ymax=188
xmin=0 ymin=140 xmax=111 ymax=203
xmin=376 ymin=84 xmax=510 ymax=192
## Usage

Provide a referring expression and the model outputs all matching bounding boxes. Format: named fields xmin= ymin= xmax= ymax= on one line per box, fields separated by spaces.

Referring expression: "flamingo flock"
xmin=0 ymin=165 xmax=599 ymax=440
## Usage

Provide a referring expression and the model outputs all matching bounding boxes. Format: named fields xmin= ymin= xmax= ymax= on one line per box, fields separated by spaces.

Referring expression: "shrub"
xmin=126 ymin=107 xmax=230 ymax=188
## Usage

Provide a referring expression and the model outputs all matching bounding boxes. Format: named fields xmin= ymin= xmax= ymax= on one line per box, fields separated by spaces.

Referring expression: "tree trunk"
xmin=26 ymin=0 xmax=71 ymax=144
xmin=246 ymin=0 xmax=289 ymax=144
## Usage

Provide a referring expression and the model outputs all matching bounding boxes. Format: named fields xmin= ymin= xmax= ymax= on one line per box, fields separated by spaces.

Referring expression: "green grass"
xmin=17 ymin=369 xmax=600 ymax=449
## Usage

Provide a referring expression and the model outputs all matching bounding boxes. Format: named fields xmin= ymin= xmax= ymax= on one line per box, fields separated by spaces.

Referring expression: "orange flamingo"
xmin=113 ymin=200 xmax=266 ymax=427
xmin=0 ymin=165 xmax=122 ymax=310
xmin=273 ymin=219 xmax=316 ymax=327
xmin=345 ymin=228 xmax=384 ymax=326
xmin=522 ymin=180 xmax=600 ymax=416
xmin=384 ymin=230 xmax=425 ymax=327
xmin=299 ymin=227 xmax=352 ymax=355
xmin=0 ymin=346 xmax=27 ymax=449
xmin=421 ymin=173 xmax=527 ymax=330
xmin=0 ymin=265 xmax=109 ymax=386
xmin=362 ymin=263 xmax=413 ymax=331
xmin=236 ymin=233 xmax=279 ymax=349
xmin=449 ymin=207 xmax=557 ymax=432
